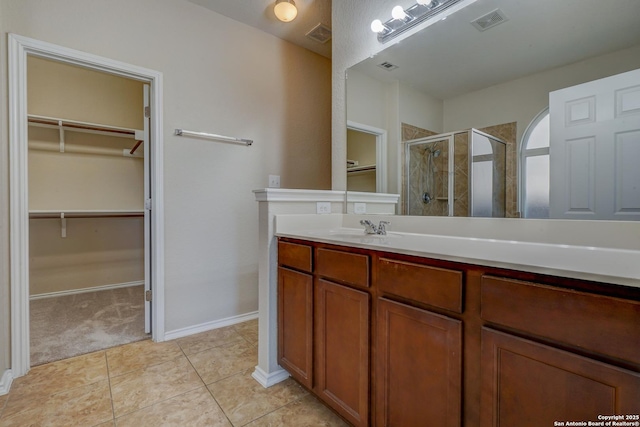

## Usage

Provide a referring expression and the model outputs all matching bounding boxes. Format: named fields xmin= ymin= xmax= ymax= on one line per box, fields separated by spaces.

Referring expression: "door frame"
xmin=8 ymin=33 xmax=166 ymax=377
xmin=347 ymin=121 xmax=387 ymax=193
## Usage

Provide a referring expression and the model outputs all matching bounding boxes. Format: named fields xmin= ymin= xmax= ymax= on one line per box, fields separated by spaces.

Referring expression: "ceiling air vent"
xmin=471 ymin=9 xmax=508 ymax=31
xmin=306 ymin=23 xmax=332 ymax=44
xmin=377 ymin=61 xmax=399 ymax=71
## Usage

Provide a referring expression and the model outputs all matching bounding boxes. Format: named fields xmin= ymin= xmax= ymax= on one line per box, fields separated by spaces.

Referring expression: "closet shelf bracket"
xmin=60 ymin=213 xmax=67 ymax=238
xmin=59 ymin=120 xmax=65 ymax=153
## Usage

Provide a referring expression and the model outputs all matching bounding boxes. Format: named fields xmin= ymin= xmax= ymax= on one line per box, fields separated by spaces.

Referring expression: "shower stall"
xmin=406 ymin=129 xmax=507 ymax=217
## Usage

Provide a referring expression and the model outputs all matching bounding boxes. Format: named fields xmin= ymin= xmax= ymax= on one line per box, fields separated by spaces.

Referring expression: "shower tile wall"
xmin=408 ymin=141 xmax=449 ymax=216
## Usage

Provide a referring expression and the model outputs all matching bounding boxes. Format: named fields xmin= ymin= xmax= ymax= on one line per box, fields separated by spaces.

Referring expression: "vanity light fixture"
xmin=274 ymin=0 xmax=298 ymax=22
xmin=371 ymin=0 xmax=465 ymax=43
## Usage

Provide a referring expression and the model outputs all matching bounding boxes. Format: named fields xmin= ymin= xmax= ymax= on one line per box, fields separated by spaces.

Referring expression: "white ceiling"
xmin=188 ymin=0 xmax=332 ymax=58
xmin=351 ymin=0 xmax=640 ymax=99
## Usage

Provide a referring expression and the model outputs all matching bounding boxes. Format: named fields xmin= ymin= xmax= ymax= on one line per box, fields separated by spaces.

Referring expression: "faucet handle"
xmin=360 ymin=219 xmax=378 ymax=234
xmin=377 ymin=221 xmax=390 ymax=235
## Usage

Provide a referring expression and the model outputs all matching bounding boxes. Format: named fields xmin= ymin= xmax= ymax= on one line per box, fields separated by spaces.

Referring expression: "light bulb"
xmin=371 ymin=19 xmax=385 ymax=33
xmin=417 ymin=0 xmax=434 ymax=6
xmin=391 ymin=5 xmax=407 ymax=20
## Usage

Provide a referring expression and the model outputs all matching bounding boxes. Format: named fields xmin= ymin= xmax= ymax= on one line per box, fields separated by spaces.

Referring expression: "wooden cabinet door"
xmin=315 ymin=279 xmax=370 ymax=427
xmin=376 ymin=298 xmax=462 ymax=427
xmin=278 ymin=267 xmax=313 ymax=388
xmin=481 ymin=328 xmax=640 ymax=427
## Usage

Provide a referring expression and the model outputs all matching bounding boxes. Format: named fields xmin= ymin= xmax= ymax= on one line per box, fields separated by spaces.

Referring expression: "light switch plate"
xmin=354 ymin=202 xmax=367 ymax=214
xmin=317 ymin=202 xmax=331 ymax=214
xmin=268 ymin=175 xmax=280 ymax=188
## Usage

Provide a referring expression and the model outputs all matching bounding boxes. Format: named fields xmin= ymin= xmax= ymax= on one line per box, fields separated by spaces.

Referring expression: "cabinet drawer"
xmin=278 ymin=241 xmax=312 ymax=273
xmin=316 ymin=247 xmax=369 ymax=288
xmin=377 ymin=258 xmax=464 ymax=313
xmin=481 ymin=276 xmax=640 ymax=365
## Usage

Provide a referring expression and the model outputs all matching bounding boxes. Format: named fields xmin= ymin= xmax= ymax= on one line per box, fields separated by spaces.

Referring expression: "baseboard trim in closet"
xmin=29 ymin=280 xmax=145 ymax=300
xmin=164 ymin=310 xmax=259 ymax=341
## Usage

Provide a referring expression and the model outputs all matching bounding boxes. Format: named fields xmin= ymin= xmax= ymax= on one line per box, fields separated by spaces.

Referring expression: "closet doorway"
xmin=27 ymin=57 xmax=150 ymax=365
xmin=9 ymin=34 xmax=165 ymax=377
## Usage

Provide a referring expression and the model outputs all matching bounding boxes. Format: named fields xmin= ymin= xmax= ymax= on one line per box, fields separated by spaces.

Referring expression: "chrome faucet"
xmin=360 ymin=219 xmax=391 ymax=235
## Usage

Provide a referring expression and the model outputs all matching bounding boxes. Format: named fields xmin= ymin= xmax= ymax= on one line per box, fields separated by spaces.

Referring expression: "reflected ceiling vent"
xmin=471 ymin=9 xmax=508 ymax=31
xmin=306 ymin=23 xmax=332 ymax=44
xmin=377 ymin=61 xmax=399 ymax=71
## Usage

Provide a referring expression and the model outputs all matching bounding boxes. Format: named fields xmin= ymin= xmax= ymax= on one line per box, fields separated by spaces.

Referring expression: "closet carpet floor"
xmin=0 ymin=319 xmax=348 ymax=427
xmin=30 ymin=285 xmax=149 ymax=366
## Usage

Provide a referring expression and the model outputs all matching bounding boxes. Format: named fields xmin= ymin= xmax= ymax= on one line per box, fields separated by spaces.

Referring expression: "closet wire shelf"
xmin=28 ymin=114 xmax=144 ymax=155
xmin=29 ymin=211 xmax=144 ymax=238
xmin=29 ymin=210 xmax=145 ymax=219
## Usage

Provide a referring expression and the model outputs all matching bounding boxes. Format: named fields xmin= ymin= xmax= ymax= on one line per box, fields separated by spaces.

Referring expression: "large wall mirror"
xmin=346 ymin=0 xmax=640 ymax=220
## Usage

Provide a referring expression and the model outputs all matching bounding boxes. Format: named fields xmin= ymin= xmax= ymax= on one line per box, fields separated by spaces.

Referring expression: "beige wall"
xmin=29 ymin=218 xmax=144 ymax=295
xmin=347 ymin=129 xmax=376 ymax=192
xmin=28 ymin=56 xmax=144 ymax=129
xmin=0 ymin=0 xmax=331 ymax=375
xmin=347 ymin=129 xmax=376 ymax=166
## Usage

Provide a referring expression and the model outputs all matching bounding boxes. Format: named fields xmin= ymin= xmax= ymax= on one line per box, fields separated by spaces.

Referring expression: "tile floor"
xmin=0 ymin=319 xmax=349 ymax=427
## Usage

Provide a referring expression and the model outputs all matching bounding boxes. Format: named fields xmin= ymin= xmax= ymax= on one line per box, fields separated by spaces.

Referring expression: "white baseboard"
xmin=164 ymin=311 xmax=259 ymax=341
xmin=252 ymin=366 xmax=290 ymax=388
xmin=0 ymin=369 xmax=13 ymax=395
xmin=29 ymin=280 xmax=145 ymax=300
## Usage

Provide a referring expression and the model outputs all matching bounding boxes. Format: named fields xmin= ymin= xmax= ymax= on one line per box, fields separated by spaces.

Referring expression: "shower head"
xmin=425 ymin=147 xmax=441 ymax=157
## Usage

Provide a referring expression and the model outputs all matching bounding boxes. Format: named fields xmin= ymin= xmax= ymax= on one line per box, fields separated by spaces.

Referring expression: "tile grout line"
xmin=178 ymin=337 xmax=236 ymax=427
xmin=102 ymin=338 xmax=178 ymax=380
xmin=104 ymin=349 xmax=117 ymax=426
xmin=0 ymin=394 xmax=8 ymax=420
xmin=108 ymin=351 xmax=203 ymax=420
xmin=237 ymin=393 xmax=310 ymax=427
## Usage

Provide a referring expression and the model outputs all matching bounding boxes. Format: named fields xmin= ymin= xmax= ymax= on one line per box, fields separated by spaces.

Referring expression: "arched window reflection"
xmin=520 ymin=109 xmax=550 ymax=218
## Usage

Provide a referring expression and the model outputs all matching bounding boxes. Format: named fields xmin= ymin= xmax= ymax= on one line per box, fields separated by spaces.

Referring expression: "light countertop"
xmin=275 ymin=214 xmax=640 ymax=289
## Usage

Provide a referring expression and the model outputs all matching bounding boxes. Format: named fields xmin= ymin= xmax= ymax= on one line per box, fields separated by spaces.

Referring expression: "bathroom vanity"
xmin=275 ymin=214 xmax=640 ymax=427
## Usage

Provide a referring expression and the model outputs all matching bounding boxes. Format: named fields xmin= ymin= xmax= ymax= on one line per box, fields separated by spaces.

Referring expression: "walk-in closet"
xmin=27 ymin=56 xmax=150 ymax=365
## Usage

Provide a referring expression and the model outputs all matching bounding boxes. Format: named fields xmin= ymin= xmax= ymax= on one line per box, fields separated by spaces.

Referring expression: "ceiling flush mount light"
xmin=371 ymin=0 xmax=465 ymax=43
xmin=274 ymin=0 xmax=297 ymax=22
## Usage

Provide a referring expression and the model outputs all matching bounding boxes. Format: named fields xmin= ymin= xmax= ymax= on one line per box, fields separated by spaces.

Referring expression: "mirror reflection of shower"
xmin=422 ymin=147 xmax=441 ymax=204
xmin=406 ymin=129 xmax=507 ymax=217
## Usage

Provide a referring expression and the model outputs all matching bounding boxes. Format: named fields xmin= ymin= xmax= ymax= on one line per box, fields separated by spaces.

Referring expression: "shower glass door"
xmin=470 ymin=130 xmax=507 ymax=217
xmin=406 ymin=135 xmax=453 ymax=216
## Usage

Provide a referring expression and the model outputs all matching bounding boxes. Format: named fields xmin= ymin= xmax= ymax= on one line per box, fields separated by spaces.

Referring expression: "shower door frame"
xmin=405 ymin=133 xmax=455 ymax=216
